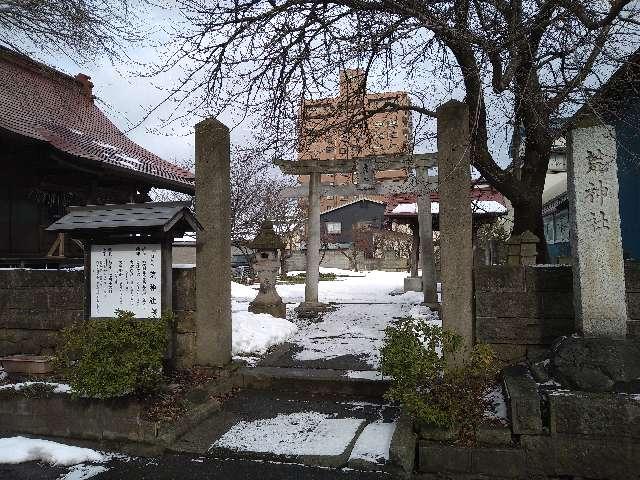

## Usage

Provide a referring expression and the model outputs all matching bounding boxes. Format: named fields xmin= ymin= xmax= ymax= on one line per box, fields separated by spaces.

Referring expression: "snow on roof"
xmin=0 ymin=47 xmax=194 ymax=193
xmin=390 ymin=200 xmax=507 ymax=216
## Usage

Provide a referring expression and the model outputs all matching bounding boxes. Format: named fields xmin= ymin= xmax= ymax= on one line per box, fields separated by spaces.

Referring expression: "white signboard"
xmin=90 ymin=244 xmax=162 ymax=318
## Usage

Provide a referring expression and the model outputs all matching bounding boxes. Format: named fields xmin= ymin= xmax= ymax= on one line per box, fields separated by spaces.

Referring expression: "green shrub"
xmin=57 ymin=310 xmax=171 ymax=399
xmin=279 ymin=272 xmax=337 ymax=284
xmin=380 ymin=317 xmax=499 ymax=445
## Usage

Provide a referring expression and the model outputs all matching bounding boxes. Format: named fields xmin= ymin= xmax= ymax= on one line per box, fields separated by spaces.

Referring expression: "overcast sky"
xmin=28 ymin=5 xmax=631 ymax=175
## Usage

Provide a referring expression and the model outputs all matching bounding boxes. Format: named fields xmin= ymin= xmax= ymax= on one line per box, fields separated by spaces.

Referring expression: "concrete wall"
xmin=0 ymin=267 xmax=197 ymax=369
xmin=286 ymin=249 xmax=408 ymax=272
xmin=475 ymin=263 xmax=640 ymax=362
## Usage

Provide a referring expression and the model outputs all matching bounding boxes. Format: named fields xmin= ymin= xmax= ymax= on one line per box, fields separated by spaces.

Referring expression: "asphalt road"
xmin=0 ymin=454 xmax=389 ymax=480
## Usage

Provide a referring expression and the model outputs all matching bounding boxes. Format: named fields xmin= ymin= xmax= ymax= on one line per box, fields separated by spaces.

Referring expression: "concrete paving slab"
xmin=171 ymin=389 xmax=399 ymax=469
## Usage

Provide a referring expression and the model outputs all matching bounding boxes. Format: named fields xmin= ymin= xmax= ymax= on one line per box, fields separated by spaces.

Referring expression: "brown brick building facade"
xmin=297 ymin=69 xmax=413 ymax=211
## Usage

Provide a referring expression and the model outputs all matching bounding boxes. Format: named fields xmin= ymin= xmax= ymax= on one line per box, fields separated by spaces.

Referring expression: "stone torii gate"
xmin=276 ymin=152 xmax=440 ymax=313
xmin=277 ymin=100 xmax=474 ymax=361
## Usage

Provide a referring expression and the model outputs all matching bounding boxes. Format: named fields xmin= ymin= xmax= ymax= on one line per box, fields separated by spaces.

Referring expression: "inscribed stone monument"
xmin=568 ymin=121 xmax=627 ymax=337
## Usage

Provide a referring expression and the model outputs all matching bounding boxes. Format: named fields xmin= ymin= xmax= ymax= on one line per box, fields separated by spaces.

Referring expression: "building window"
xmin=325 ymin=222 xmax=342 ymax=234
xmin=555 ymin=211 xmax=570 ymax=243
xmin=543 ymin=216 xmax=555 ymax=244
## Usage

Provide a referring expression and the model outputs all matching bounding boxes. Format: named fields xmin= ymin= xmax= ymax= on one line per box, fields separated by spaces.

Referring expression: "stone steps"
xmin=240 ymin=366 xmax=392 ymax=398
xmin=170 ymin=389 xmax=413 ymax=475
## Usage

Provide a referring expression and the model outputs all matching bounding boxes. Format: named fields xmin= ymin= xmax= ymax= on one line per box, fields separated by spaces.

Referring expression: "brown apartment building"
xmin=297 ymin=69 xmax=413 ymax=211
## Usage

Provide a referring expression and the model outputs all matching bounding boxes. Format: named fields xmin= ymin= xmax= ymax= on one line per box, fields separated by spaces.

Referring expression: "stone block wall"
xmin=475 ymin=263 xmax=640 ymax=362
xmin=172 ymin=268 xmax=196 ymax=368
xmin=0 ymin=267 xmax=197 ymax=369
xmin=0 ymin=269 xmax=84 ymax=357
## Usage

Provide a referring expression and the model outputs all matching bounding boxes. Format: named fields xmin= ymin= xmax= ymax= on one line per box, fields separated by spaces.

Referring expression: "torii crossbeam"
xmin=275 ymin=152 xmax=439 ymax=313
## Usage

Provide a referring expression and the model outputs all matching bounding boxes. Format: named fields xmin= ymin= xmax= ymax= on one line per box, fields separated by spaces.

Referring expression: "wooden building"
xmin=0 ymin=47 xmax=195 ymax=266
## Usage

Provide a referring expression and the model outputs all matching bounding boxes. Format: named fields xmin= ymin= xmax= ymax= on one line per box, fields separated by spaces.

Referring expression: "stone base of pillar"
xmin=404 ymin=276 xmax=422 ymax=293
xmin=249 ymin=301 xmax=287 ymax=319
xmin=295 ymin=301 xmax=332 ymax=319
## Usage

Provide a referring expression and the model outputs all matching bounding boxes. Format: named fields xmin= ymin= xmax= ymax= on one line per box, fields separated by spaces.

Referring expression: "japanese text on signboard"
xmin=90 ymin=244 xmax=161 ymax=318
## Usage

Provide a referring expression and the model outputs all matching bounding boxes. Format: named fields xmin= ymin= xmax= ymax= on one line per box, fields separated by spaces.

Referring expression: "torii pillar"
xmin=195 ymin=118 xmax=232 ymax=366
xmin=295 ymin=172 xmax=328 ymax=317
xmin=416 ymin=166 xmax=438 ymax=306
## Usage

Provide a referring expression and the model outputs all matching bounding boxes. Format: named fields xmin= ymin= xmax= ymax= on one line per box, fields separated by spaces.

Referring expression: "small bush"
xmin=279 ymin=272 xmax=337 ymax=284
xmin=380 ymin=317 xmax=499 ymax=445
xmin=57 ymin=310 xmax=171 ymax=399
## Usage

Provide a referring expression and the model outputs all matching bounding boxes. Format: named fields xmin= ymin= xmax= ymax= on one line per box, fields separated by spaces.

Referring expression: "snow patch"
xmin=213 ymin=412 xmax=364 ymax=456
xmin=0 ymin=382 xmax=71 ymax=394
xmin=232 ymin=308 xmax=298 ymax=356
xmin=60 ymin=464 xmax=109 ymax=479
xmin=484 ymin=386 xmax=508 ymax=422
xmin=391 ymin=200 xmax=506 ymax=216
xmin=92 ymin=141 xmax=118 ymax=151
xmin=231 ymin=282 xmax=258 ymax=301
xmin=344 ymin=370 xmax=385 ymax=381
xmin=349 ymin=421 xmax=396 ymax=465
xmin=0 ymin=367 xmax=7 ymax=382
xmin=115 ymin=153 xmax=142 ymax=166
xmin=0 ymin=437 xmax=106 ymax=466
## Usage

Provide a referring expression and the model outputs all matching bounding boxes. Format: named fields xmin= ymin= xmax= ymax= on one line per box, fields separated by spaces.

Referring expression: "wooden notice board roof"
xmin=46 ymin=201 xmax=203 ymax=235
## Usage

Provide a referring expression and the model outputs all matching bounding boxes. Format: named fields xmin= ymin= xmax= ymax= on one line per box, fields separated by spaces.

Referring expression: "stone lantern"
xmin=248 ymin=220 xmax=286 ymax=318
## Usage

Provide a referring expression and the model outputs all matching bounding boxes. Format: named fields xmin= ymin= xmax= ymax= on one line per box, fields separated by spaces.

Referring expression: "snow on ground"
xmin=0 ymin=437 xmax=107 ymax=466
xmin=0 ymin=367 xmax=7 ymax=382
xmin=343 ymin=370 xmax=387 ymax=381
xmin=276 ymin=270 xmax=422 ymax=304
xmin=287 ymin=267 xmax=366 ymax=277
xmin=60 ymin=464 xmax=109 ymax=480
xmin=0 ymin=382 xmax=71 ymax=394
xmin=230 ymin=270 xmax=441 ymax=367
xmin=290 ymin=304 xmax=406 ymax=369
xmin=348 ymin=421 xmax=396 ymax=465
xmin=484 ymin=386 xmax=508 ymax=423
xmin=231 ymin=281 xmax=258 ymax=301
xmin=290 ymin=303 xmax=440 ymax=369
xmin=231 ymin=307 xmax=298 ymax=356
xmin=213 ymin=412 xmax=364 ymax=456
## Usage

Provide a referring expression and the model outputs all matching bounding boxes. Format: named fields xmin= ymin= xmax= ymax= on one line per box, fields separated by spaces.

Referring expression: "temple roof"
xmin=0 ymin=47 xmax=195 ymax=193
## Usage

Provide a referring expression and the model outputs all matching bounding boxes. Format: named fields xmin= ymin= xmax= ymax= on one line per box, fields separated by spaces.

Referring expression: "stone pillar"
xmin=194 ymin=118 xmax=232 ymax=366
xmin=410 ymin=221 xmax=420 ymax=278
xmin=506 ymin=234 xmax=522 ymax=266
xmin=404 ymin=221 xmax=422 ymax=293
xmin=296 ymin=172 xmax=326 ymax=316
xmin=519 ymin=230 xmax=539 ymax=265
xmin=568 ymin=120 xmax=627 ymax=337
xmin=417 ymin=166 xmax=438 ymax=305
xmin=437 ymin=100 xmax=474 ymax=356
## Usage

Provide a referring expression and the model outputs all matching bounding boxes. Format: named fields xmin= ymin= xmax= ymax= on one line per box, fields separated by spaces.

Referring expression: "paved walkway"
xmin=260 ymin=302 xmax=428 ymax=371
xmin=0 ymin=454 xmax=388 ymax=480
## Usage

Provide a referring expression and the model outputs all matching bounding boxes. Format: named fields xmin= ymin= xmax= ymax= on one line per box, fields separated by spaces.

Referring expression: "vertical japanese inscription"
xmin=90 ymin=244 xmax=162 ymax=318
xmin=569 ymin=123 xmax=627 ymax=337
